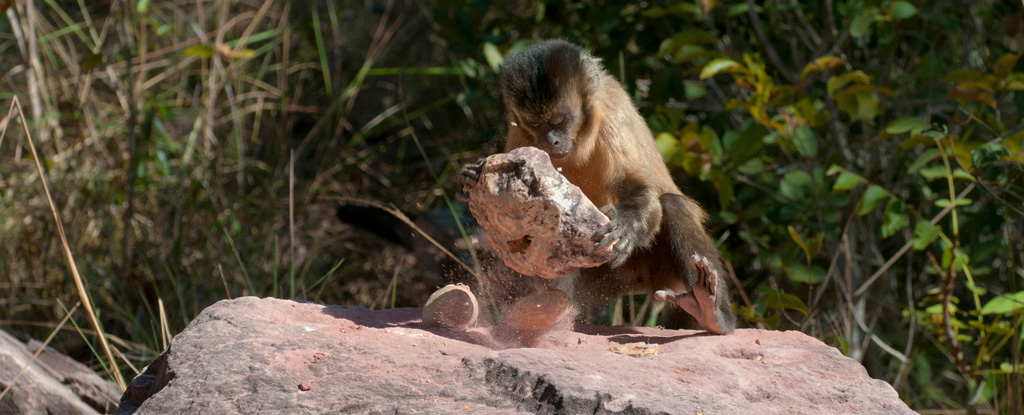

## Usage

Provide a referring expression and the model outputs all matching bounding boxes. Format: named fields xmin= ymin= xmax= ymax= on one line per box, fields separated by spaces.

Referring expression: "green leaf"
xmin=953 ymin=169 xmax=976 ymax=181
xmin=655 ymin=132 xmax=679 ymax=160
xmin=832 ymin=171 xmax=866 ymax=192
xmin=184 ymin=45 xmax=214 ymax=58
xmin=965 ymin=279 xmax=987 ymax=296
xmin=890 ymin=1 xmax=918 ymax=19
xmin=980 ymin=291 xmax=1024 ymax=315
xmin=853 ymin=92 xmax=881 ymax=121
xmin=993 ymin=54 xmax=1021 ymax=79
xmin=881 ymin=199 xmax=909 ymax=238
xmin=907 ymin=149 xmax=939 ymax=173
xmin=953 ymin=248 xmax=969 ymax=270
xmin=736 ymin=158 xmax=764 ymax=175
xmin=849 ymin=14 xmax=875 ymax=40
xmin=885 ymin=117 xmax=927 ymax=135
xmin=681 ymin=152 xmax=701 ymax=177
xmin=659 ymin=29 xmax=717 ymax=50
xmin=835 ymin=90 xmax=881 ymax=122
xmin=857 ymin=184 xmax=889 ymax=215
xmin=684 ymin=82 xmax=707 ymax=99
xmin=710 ymin=169 xmax=735 ymax=208
xmin=780 ymin=169 xmax=814 ymax=202
xmin=137 ymin=0 xmax=151 ymax=14
xmin=700 ymin=58 xmax=745 ymax=80
xmin=723 ymin=123 xmax=765 ymax=164
xmin=699 ymin=127 xmax=724 ymax=159
xmin=789 ymin=226 xmax=823 ymax=263
xmin=786 ymin=263 xmax=826 ymax=285
xmin=764 ymin=291 xmax=810 ymax=316
xmin=912 ymin=221 xmax=940 ymax=250
xmin=934 ymin=198 xmax=973 ymax=208
xmin=800 ymin=56 xmax=845 ymax=81
xmin=792 ymin=125 xmax=818 ymax=158
xmin=827 ymin=70 xmax=872 ymax=95
xmin=482 ymin=42 xmax=503 ymax=73
xmin=918 ymin=165 xmax=947 ymax=180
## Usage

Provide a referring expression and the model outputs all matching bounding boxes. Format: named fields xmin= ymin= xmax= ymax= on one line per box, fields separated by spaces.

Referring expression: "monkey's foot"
xmin=654 ymin=253 xmax=727 ymax=335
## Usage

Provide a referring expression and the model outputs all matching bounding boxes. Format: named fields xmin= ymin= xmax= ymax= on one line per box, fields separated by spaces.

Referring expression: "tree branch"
xmin=745 ymin=0 xmax=800 ymax=84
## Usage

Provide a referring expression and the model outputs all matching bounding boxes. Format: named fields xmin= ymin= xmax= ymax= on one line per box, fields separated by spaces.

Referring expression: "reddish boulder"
xmin=120 ymin=297 xmax=915 ymax=414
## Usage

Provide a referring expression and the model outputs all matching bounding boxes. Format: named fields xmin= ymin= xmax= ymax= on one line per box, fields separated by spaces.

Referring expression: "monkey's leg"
xmin=654 ymin=254 xmax=732 ymax=334
xmin=652 ymin=194 xmax=736 ymax=334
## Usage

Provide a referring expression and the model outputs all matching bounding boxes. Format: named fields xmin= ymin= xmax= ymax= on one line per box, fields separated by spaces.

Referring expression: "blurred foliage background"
xmin=1 ymin=0 xmax=1023 ymax=413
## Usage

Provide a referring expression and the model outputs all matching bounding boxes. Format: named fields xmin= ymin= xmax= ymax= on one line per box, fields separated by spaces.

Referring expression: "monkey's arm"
xmin=594 ymin=175 xmax=663 ymax=268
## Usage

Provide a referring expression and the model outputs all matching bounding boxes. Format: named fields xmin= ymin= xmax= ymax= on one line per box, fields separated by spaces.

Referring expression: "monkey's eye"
xmin=528 ymin=122 xmax=541 ymax=128
xmin=549 ymin=115 xmax=565 ymax=125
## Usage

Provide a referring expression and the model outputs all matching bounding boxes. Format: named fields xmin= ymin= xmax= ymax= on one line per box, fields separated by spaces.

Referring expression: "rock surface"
xmin=0 ymin=328 xmax=121 ymax=414
xmin=120 ymin=297 xmax=915 ymax=415
xmin=466 ymin=147 xmax=610 ymax=279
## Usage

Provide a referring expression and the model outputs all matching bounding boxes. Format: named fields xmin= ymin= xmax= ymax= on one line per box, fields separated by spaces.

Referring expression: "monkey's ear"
xmin=581 ymin=54 xmax=602 ymax=94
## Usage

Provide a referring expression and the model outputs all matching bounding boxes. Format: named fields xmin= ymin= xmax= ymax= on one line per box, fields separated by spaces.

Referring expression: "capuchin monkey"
xmin=457 ymin=40 xmax=736 ymax=334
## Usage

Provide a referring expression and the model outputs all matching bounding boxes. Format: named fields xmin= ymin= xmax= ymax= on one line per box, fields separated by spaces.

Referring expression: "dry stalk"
xmin=2 ymin=97 xmax=126 ymax=390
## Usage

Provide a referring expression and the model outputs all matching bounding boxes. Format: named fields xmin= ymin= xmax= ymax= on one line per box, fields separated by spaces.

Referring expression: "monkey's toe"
xmin=689 ymin=253 xmax=719 ymax=297
xmin=654 ymin=289 xmax=685 ymax=302
xmin=654 ymin=289 xmax=700 ymax=314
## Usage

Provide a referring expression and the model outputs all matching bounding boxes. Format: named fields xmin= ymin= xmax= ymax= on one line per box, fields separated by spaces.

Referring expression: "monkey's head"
xmin=501 ymin=40 xmax=601 ymax=159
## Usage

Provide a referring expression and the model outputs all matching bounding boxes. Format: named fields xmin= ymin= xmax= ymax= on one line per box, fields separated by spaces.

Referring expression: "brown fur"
xmin=460 ymin=40 xmax=735 ymax=334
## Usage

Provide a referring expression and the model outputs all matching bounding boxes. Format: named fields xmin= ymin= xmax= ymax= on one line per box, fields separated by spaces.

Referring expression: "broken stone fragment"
xmin=421 ymin=284 xmax=479 ymax=330
xmin=504 ymin=288 xmax=573 ymax=331
xmin=466 ymin=147 xmax=610 ymax=279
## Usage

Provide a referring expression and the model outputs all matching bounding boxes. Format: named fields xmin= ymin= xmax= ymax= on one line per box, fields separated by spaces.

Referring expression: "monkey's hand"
xmin=455 ymin=158 xmax=485 ymax=202
xmin=654 ymin=253 xmax=728 ymax=335
xmin=593 ymin=204 xmax=637 ymax=268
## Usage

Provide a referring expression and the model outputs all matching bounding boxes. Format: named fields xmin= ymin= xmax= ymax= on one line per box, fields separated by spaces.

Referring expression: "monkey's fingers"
xmin=610 ymin=238 xmax=635 ymax=268
xmin=457 ymin=166 xmax=481 ymax=182
xmin=455 ymin=163 xmax=484 ymax=202
xmin=598 ymin=240 xmax=623 ymax=265
xmin=605 ymin=250 xmax=628 ymax=268
xmin=598 ymin=204 xmax=618 ymax=220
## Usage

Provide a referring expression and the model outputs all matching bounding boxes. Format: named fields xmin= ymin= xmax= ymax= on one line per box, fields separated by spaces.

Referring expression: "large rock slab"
xmin=119 ymin=297 xmax=915 ymax=415
xmin=466 ymin=147 xmax=610 ymax=279
xmin=0 ymin=329 xmax=121 ymax=414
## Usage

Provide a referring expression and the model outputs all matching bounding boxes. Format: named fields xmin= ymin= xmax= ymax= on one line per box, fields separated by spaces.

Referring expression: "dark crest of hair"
xmin=501 ymin=40 xmax=595 ymax=115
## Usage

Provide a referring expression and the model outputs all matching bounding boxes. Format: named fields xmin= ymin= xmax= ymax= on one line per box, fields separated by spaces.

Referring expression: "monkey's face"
xmin=500 ymin=40 xmax=594 ymax=161
xmin=510 ymin=105 xmax=581 ymax=159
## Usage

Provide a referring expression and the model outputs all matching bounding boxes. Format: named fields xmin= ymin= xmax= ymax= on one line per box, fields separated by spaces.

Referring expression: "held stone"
xmin=466 ymin=147 xmax=609 ymax=279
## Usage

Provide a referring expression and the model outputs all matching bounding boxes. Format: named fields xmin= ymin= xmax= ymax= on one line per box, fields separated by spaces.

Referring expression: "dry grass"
xmin=1 ymin=0 xmax=481 ymax=391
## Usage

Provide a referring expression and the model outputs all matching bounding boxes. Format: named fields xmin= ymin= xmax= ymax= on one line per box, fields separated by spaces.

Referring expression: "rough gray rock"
xmin=0 ymin=329 xmax=121 ymax=414
xmin=466 ymin=147 xmax=610 ymax=279
xmin=120 ymin=297 xmax=915 ymax=415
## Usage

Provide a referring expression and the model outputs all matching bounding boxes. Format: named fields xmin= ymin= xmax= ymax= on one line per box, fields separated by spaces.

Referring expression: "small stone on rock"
xmin=421 ymin=284 xmax=479 ymax=330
